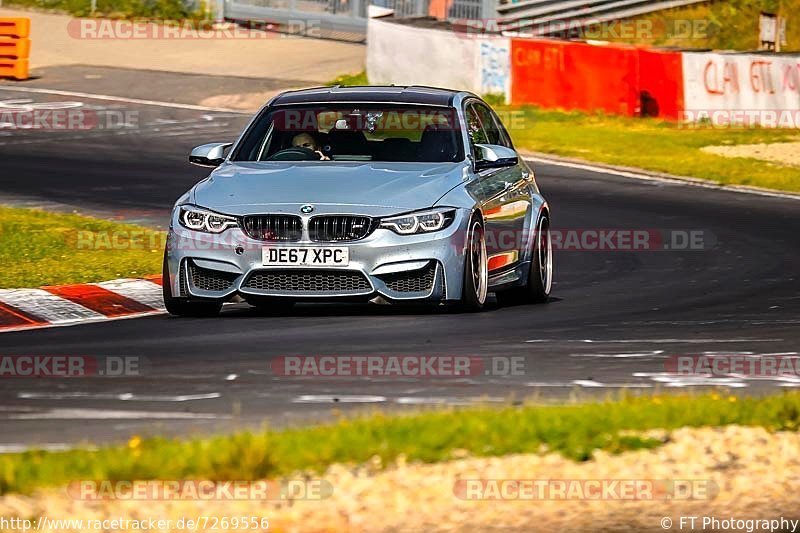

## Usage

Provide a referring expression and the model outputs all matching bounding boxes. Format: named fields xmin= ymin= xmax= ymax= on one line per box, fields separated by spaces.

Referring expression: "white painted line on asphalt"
xmin=525 ymin=338 xmax=783 ymax=343
xmin=7 ymin=408 xmax=225 ymax=420
xmin=0 ymin=443 xmax=76 ymax=454
xmin=395 ymin=396 xmax=506 ymax=405
xmin=632 ymin=372 xmax=748 ymax=388
xmin=572 ymin=379 xmax=604 ymax=387
xmin=0 ymin=288 xmax=105 ymax=323
xmin=572 ymin=379 xmax=652 ymax=388
xmin=95 ymin=278 xmax=164 ymax=310
xmin=292 ymin=395 xmax=387 ymax=403
xmin=0 ymin=86 xmax=246 ymax=113
xmin=525 ymin=155 xmax=800 ymax=202
xmin=17 ymin=392 xmax=222 ymax=402
xmin=569 ymin=350 xmax=665 ymax=358
xmin=523 ymin=380 xmax=653 ymax=388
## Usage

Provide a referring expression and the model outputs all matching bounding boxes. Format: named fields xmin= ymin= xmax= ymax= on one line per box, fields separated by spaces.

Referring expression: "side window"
xmin=474 ymin=104 xmax=502 ymax=146
xmin=465 ymin=104 xmax=488 ymax=151
xmin=489 ymin=108 xmax=514 ymax=149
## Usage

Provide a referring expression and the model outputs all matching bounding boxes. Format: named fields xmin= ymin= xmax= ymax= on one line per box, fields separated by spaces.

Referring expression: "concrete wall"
xmin=367 ymin=18 xmax=800 ymax=127
xmin=367 ymin=18 xmax=511 ymax=101
xmin=682 ymin=51 xmax=800 ymax=126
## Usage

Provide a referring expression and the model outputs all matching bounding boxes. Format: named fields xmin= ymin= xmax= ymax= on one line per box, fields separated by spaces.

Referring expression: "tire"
xmin=458 ymin=215 xmax=489 ymax=312
xmin=496 ymin=214 xmax=553 ymax=306
xmin=162 ymin=253 xmax=222 ymax=317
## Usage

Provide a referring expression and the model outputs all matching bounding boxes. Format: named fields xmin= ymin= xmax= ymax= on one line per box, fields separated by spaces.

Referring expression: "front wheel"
xmin=458 ymin=216 xmax=489 ymax=312
xmin=497 ymin=214 xmax=552 ymax=306
xmin=162 ymin=254 xmax=222 ymax=317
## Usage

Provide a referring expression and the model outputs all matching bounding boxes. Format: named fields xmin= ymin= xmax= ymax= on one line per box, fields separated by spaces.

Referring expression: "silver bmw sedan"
xmin=163 ymin=86 xmax=552 ymax=315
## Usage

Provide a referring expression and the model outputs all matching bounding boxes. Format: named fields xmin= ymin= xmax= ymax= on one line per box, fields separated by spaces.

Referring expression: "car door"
xmin=465 ymin=101 xmax=531 ymax=274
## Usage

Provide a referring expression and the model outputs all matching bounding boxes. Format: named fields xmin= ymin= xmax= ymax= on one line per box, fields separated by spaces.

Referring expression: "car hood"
xmin=190 ymin=161 xmax=468 ymax=216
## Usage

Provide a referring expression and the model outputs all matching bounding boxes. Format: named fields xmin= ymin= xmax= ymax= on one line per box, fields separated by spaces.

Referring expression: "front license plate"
xmin=262 ymin=246 xmax=350 ymax=267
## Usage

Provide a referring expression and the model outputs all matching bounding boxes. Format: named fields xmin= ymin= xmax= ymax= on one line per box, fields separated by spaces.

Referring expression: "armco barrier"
xmin=0 ymin=17 xmax=30 ymax=80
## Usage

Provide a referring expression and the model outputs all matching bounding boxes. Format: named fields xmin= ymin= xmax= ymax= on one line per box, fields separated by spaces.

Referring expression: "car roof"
xmin=270 ymin=86 xmax=475 ymax=107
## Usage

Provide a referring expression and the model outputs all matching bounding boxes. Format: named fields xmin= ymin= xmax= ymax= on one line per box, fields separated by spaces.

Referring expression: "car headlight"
xmin=380 ymin=208 xmax=456 ymax=235
xmin=178 ymin=205 xmax=238 ymax=233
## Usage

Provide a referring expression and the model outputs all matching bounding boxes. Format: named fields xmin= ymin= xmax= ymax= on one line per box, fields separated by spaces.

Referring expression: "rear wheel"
xmin=497 ymin=214 xmax=552 ymax=306
xmin=458 ymin=216 xmax=489 ymax=312
xmin=162 ymin=254 xmax=222 ymax=317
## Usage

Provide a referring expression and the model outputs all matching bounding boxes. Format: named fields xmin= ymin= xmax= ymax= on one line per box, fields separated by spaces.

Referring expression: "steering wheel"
xmin=265 ymin=147 xmax=322 ymax=161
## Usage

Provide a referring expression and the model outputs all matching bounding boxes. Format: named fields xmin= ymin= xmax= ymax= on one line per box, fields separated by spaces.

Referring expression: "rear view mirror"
xmin=189 ymin=143 xmax=232 ymax=167
xmin=474 ymin=144 xmax=518 ymax=172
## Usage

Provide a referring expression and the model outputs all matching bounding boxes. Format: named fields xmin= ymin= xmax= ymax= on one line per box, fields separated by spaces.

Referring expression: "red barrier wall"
xmin=638 ymin=48 xmax=684 ymax=121
xmin=511 ymin=39 xmax=684 ymax=120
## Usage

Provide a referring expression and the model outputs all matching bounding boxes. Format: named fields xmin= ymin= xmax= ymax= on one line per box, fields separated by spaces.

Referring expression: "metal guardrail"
xmin=224 ymin=0 xmax=368 ymax=38
xmin=497 ymin=0 xmax=712 ymax=34
xmin=221 ymin=0 xmax=712 ymax=40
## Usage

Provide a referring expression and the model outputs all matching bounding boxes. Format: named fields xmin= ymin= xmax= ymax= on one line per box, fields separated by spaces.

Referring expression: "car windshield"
xmin=232 ymin=104 xmax=465 ymax=163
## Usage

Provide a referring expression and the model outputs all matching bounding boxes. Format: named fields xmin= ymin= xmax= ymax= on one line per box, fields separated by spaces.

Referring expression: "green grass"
xmin=0 ymin=206 xmax=165 ymax=288
xmin=327 ymin=71 xmax=370 ymax=87
xmin=505 ymin=107 xmax=800 ymax=192
xmin=3 ymin=392 xmax=800 ymax=495
xmin=5 ymin=0 xmax=208 ymax=21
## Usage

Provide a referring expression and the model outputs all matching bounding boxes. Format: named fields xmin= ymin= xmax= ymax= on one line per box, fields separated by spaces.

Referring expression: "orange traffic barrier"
xmin=0 ymin=17 xmax=30 ymax=80
xmin=0 ymin=58 xmax=28 ymax=80
xmin=0 ymin=17 xmax=30 ymax=38
xmin=0 ymin=37 xmax=31 ymax=58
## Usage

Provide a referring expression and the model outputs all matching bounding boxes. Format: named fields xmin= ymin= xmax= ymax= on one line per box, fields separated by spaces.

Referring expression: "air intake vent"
xmin=243 ymin=270 xmax=371 ymax=295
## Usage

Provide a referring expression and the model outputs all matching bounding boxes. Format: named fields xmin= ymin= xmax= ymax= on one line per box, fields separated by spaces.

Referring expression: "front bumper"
xmin=164 ymin=209 xmax=469 ymax=303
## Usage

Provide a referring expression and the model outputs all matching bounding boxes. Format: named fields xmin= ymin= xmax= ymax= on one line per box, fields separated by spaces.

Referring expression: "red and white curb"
xmin=0 ymin=275 xmax=164 ymax=333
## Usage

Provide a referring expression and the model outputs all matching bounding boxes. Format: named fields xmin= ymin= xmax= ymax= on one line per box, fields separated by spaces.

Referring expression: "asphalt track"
xmin=0 ymin=76 xmax=799 ymax=448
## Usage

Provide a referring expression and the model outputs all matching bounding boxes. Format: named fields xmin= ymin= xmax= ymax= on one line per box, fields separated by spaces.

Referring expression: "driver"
xmin=291 ymin=133 xmax=329 ymax=160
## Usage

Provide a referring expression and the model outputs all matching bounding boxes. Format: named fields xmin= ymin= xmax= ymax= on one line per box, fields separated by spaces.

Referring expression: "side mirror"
xmin=474 ymin=144 xmax=518 ymax=172
xmin=189 ymin=143 xmax=232 ymax=167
